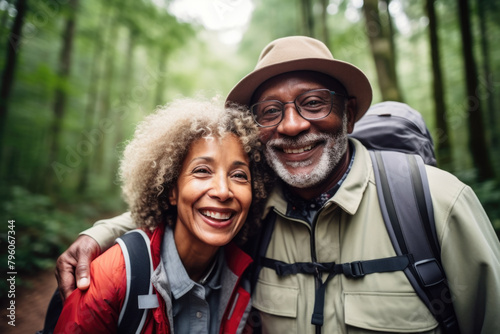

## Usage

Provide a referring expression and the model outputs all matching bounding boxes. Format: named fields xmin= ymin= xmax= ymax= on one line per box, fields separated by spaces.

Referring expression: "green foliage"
xmin=0 ymin=186 xmax=94 ymax=297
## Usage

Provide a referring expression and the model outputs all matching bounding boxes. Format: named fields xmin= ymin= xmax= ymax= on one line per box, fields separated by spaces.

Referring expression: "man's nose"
xmin=277 ymin=103 xmax=311 ymax=136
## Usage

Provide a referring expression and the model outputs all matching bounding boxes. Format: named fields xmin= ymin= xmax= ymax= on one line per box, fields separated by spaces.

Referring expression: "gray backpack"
xmin=351 ymin=101 xmax=437 ymax=166
xmin=350 ymin=101 xmax=458 ymax=333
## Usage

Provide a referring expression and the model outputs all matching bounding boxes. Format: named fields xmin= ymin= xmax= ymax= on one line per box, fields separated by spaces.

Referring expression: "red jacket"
xmin=55 ymin=224 xmax=253 ymax=333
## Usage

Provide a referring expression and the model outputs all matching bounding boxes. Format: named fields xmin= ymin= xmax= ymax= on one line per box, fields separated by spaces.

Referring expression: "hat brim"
xmin=226 ymin=58 xmax=372 ymax=122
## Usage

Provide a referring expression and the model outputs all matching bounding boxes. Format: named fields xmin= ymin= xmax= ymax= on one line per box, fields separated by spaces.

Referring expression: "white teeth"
xmin=201 ymin=210 xmax=231 ymax=220
xmin=283 ymin=145 xmax=313 ymax=154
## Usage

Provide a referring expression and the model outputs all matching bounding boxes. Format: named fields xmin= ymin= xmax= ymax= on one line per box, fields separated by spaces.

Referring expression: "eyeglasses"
xmin=250 ymin=89 xmax=346 ymax=128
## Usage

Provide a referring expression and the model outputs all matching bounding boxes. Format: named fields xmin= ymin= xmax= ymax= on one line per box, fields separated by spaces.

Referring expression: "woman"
xmin=55 ymin=97 xmax=271 ymax=333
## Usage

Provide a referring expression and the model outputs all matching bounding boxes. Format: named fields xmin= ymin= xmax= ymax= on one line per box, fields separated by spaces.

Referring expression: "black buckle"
xmin=413 ymin=258 xmax=445 ymax=287
xmin=343 ymin=261 xmax=365 ymax=278
xmin=441 ymin=314 xmax=459 ymax=333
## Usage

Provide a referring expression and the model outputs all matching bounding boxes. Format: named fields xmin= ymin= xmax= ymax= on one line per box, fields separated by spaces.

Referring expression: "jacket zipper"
xmin=311 ymin=207 xmax=323 ymax=334
xmin=311 ymin=203 xmax=337 ymax=334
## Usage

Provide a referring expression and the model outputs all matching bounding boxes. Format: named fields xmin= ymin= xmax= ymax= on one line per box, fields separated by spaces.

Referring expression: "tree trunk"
xmin=426 ymin=0 xmax=451 ymax=166
xmin=457 ymin=0 xmax=494 ymax=180
xmin=362 ymin=0 xmax=402 ymax=102
xmin=320 ymin=0 xmax=329 ymax=43
xmin=93 ymin=21 xmax=118 ymax=174
xmin=77 ymin=9 xmax=108 ymax=194
xmin=300 ymin=0 xmax=314 ymax=37
xmin=384 ymin=0 xmax=397 ymax=71
xmin=154 ymin=45 xmax=168 ymax=108
xmin=477 ymin=0 xmax=498 ymax=147
xmin=0 ymin=0 xmax=12 ymax=41
xmin=0 ymin=0 xmax=27 ymax=151
xmin=46 ymin=0 xmax=80 ymax=192
xmin=108 ymin=29 xmax=136 ymax=189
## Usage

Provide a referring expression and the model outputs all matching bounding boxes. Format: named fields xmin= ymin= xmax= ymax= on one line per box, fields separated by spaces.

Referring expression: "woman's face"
xmin=170 ymin=133 xmax=253 ymax=251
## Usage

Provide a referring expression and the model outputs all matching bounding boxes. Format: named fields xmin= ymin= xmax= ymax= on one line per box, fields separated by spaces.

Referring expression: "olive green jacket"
xmin=83 ymin=139 xmax=500 ymax=334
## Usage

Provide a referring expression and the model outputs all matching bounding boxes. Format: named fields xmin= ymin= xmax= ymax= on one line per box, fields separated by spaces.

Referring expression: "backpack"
xmin=246 ymin=102 xmax=459 ymax=334
xmin=37 ymin=229 xmax=156 ymax=334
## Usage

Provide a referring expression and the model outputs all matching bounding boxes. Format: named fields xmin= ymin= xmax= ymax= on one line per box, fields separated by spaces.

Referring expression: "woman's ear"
xmin=168 ymin=187 xmax=178 ymax=206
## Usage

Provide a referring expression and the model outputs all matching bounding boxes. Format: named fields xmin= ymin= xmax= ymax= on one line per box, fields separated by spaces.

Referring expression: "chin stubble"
xmin=265 ymin=114 xmax=348 ymax=189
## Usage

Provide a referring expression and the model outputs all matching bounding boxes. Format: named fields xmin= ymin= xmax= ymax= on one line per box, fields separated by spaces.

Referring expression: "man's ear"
xmin=168 ymin=187 xmax=178 ymax=206
xmin=346 ymin=97 xmax=357 ymax=134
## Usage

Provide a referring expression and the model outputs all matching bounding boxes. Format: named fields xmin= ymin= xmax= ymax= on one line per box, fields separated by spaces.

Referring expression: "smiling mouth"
xmin=200 ymin=210 xmax=233 ymax=220
xmin=282 ymin=144 xmax=314 ymax=154
xmin=280 ymin=140 xmax=326 ymax=154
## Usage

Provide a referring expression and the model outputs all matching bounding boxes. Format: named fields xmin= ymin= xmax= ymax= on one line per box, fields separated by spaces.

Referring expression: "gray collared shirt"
xmin=162 ymin=227 xmax=223 ymax=334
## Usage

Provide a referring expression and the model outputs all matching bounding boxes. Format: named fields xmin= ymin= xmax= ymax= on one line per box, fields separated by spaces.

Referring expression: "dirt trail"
xmin=1 ymin=268 xmax=57 ymax=334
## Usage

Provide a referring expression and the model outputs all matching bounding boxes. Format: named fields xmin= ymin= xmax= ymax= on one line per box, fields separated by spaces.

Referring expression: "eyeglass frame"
xmin=249 ymin=89 xmax=347 ymax=128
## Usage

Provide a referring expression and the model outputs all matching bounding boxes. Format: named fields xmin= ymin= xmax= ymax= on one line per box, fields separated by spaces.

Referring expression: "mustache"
xmin=266 ymin=133 xmax=331 ymax=148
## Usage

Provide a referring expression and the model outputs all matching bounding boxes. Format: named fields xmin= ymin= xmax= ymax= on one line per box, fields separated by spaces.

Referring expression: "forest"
xmin=0 ymin=0 xmax=499 ymax=296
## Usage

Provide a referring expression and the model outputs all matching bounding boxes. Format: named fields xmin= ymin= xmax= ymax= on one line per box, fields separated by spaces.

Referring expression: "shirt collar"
xmin=262 ymin=138 xmax=372 ymax=220
xmin=162 ymin=227 xmax=222 ymax=299
xmin=284 ymin=142 xmax=356 ymax=221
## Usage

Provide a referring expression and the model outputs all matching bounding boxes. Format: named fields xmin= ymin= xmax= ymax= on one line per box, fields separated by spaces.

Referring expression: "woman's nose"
xmin=207 ymin=175 xmax=233 ymax=201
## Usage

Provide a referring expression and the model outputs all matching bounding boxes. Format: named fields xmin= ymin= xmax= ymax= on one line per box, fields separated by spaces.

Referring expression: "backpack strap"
xmin=116 ymin=229 xmax=158 ymax=334
xmin=244 ymin=210 xmax=277 ymax=292
xmin=37 ymin=289 xmax=63 ymax=334
xmin=369 ymin=150 xmax=460 ymax=334
xmin=259 ymin=209 xmax=410 ymax=328
xmin=261 ymin=254 xmax=410 ymax=327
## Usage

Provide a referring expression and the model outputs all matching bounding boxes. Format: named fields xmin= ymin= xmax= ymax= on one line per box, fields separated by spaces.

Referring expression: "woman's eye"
xmin=193 ymin=167 xmax=211 ymax=174
xmin=233 ymin=171 xmax=249 ymax=181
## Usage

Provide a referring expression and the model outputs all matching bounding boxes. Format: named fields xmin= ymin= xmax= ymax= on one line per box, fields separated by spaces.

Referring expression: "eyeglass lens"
xmin=251 ymin=89 xmax=335 ymax=127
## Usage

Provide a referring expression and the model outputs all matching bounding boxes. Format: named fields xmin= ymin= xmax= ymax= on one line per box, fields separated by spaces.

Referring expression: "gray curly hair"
xmin=119 ymin=97 xmax=273 ymax=244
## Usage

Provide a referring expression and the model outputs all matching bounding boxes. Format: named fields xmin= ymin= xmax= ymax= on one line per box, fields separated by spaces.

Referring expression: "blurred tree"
xmin=93 ymin=5 xmax=119 ymax=175
xmin=106 ymin=0 xmax=159 ymax=189
xmin=478 ymin=0 xmax=498 ymax=147
xmin=362 ymin=0 xmax=402 ymax=101
xmin=457 ymin=0 xmax=495 ymax=180
xmin=0 ymin=0 xmax=12 ymax=41
xmin=426 ymin=0 xmax=451 ymax=166
xmin=112 ymin=7 xmax=139 ymax=156
xmin=384 ymin=0 xmax=397 ymax=70
xmin=319 ymin=0 xmax=329 ymax=43
xmin=46 ymin=0 xmax=80 ymax=193
xmin=149 ymin=14 xmax=193 ymax=107
xmin=300 ymin=0 xmax=314 ymax=37
xmin=0 ymin=0 xmax=27 ymax=150
xmin=77 ymin=2 xmax=110 ymax=193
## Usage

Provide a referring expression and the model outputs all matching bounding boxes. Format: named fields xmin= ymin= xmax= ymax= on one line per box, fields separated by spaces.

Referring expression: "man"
xmin=56 ymin=36 xmax=500 ymax=333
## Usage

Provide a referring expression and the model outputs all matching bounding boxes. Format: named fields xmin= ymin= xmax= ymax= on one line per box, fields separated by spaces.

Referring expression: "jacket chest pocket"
xmin=252 ymin=279 xmax=299 ymax=334
xmin=344 ymin=292 xmax=440 ymax=333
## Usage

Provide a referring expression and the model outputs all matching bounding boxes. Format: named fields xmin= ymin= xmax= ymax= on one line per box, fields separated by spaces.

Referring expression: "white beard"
xmin=264 ymin=114 xmax=348 ymax=189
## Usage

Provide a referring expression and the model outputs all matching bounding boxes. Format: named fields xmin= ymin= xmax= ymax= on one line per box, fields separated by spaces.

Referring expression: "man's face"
xmin=252 ymin=71 xmax=356 ymax=189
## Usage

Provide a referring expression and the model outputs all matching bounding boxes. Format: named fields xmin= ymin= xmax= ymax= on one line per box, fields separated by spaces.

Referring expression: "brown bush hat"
xmin=226 ymin=36 xmax=373 ymax=122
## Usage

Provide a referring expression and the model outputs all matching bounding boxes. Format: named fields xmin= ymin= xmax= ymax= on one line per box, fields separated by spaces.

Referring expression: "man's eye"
xmin=302 ymin=98 xmax=326 ymax=107
xmin=262 ymin=106 xmax=282 ymax=115
xmin=305 ymin=99 xmax=320 ymax=106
